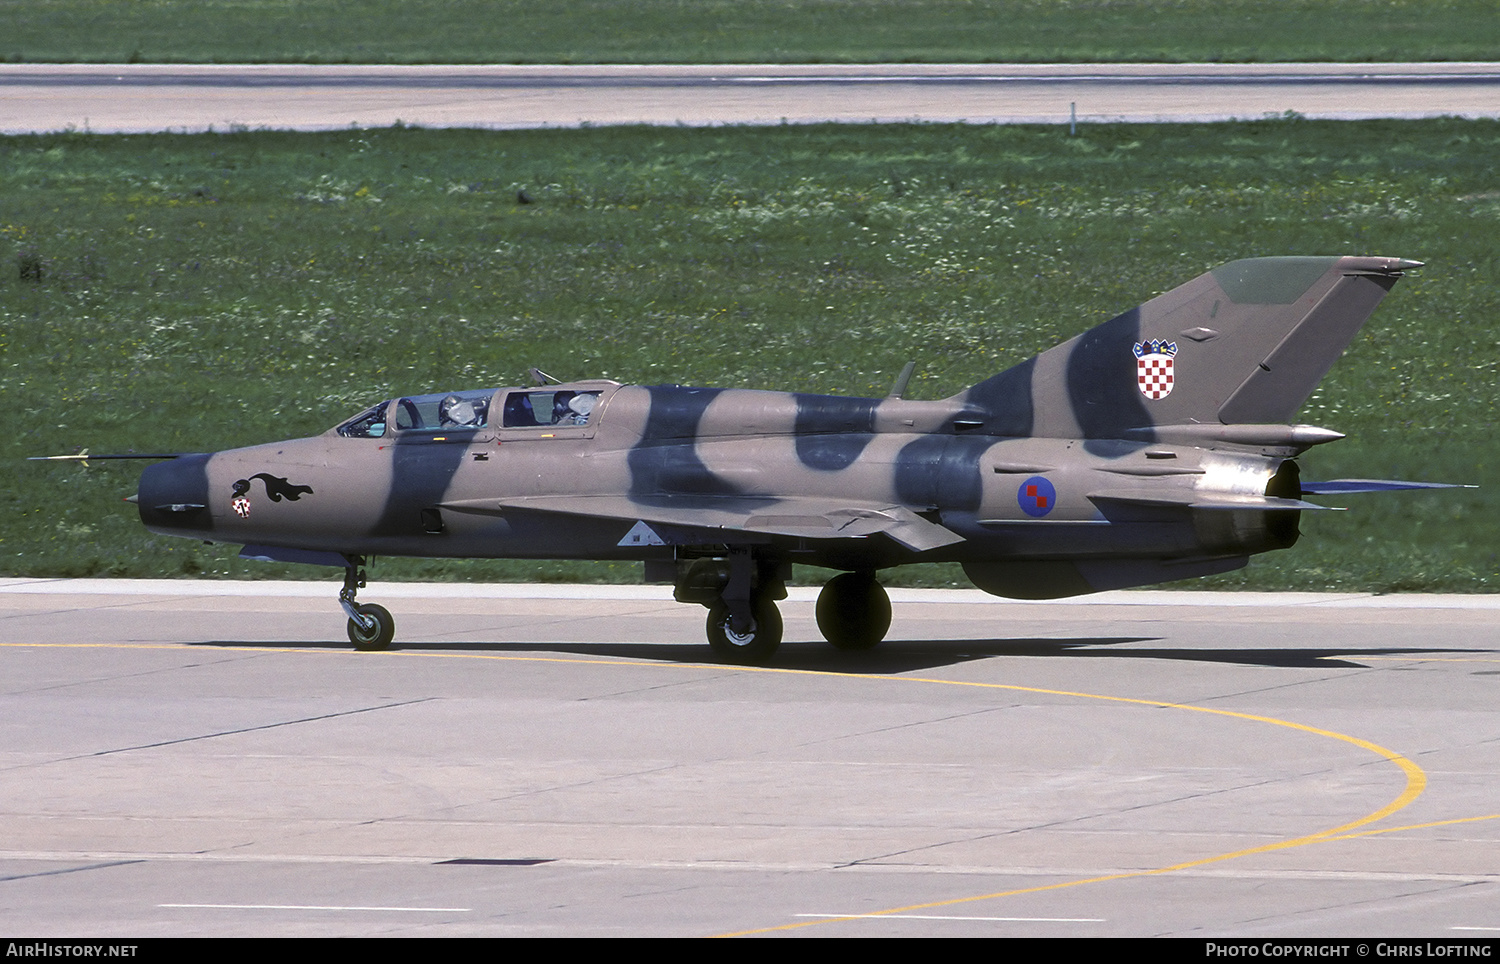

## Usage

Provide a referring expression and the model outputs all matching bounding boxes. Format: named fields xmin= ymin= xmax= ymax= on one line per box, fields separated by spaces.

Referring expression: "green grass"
xmin=2 ymin=119 xmax=1497 ymax=591
xmin=3 ymin=0 xmax=1498 ymax=64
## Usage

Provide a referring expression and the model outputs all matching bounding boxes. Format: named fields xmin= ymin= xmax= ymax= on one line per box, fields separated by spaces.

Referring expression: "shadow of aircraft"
xmin=192 ymin=636 xmax=1488 ymax=675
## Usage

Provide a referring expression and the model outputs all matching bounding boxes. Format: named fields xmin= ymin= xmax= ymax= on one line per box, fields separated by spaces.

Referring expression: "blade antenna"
xmin=887 ymin=360 xmax=917 ymax=399
xmin=528 ymin=367 xmax=562 ymax=386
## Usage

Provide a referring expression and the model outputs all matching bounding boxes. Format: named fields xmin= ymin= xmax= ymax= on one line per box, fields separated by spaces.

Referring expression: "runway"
xmin=1 ymin=579 xmax=1496 ymax=937
xmin=3 ymin=62 xmax=1500 ymax=133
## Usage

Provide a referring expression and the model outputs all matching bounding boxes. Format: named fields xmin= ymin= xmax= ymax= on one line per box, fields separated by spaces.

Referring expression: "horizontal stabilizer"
xmin=441 ymin=494 xmax=966 ymax=552
xmin=1301 ymin=479 xmax=1473 ymax=495
xmin=1089 ymin=489 xmax=1335 ymax=511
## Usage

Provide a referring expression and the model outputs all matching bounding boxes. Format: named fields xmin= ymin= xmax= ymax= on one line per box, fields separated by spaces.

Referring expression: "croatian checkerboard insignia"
xmin=1133 ymin=339 xmax=1178 ymax=400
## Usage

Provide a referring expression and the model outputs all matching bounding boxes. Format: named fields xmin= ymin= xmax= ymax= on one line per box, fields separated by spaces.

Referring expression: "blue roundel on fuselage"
xmin=1017 ymin=476 xmax=1056 ymax=517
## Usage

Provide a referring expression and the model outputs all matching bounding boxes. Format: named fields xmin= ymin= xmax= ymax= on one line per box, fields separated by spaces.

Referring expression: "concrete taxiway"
xmin=0 ymin=578 xmax=1496 ymax=937
xmin=3 ymin=62 xmax=1499 ymax=134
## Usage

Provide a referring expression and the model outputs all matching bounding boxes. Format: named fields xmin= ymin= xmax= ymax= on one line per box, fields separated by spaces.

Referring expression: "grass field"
xmin=2 ymin=119 xmax=1497 ymax=591
xmin=3 ymin=0 xmax=1498 ymax=65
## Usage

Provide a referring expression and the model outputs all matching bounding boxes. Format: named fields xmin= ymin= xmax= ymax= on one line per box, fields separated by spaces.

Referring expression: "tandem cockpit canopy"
xmin=336 ymin=388 xmax=496 ymax=439
xmin=499 ymin=388 xmax=598 ymax=428
xmin=334 ymin=384 xmax=612 ymax=438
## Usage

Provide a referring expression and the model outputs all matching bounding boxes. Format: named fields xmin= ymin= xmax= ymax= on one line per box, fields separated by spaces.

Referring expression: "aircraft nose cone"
xmin=137 ymin=454 xmax=213 ymax=534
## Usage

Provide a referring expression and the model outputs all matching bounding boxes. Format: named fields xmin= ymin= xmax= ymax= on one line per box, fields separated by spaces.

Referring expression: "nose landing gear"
xmin=347 ymin=602 xmax=395 ymax=650
xmin=338 ymin=556 xmax=395 ymax=651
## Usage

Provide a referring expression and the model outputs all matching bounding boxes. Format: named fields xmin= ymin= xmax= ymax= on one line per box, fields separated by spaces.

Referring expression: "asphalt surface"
xmin=3 ymin=62 xmax=1500 ymax=133
xmin=1 ymin=579 xmax=1496 ymax=937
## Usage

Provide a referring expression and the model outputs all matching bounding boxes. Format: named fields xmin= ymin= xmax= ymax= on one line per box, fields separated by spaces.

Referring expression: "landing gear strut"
xmin=339 ymin=555 xmax=394 ymax=651
xmin=816 ymin=571 xmax=891 ymax=651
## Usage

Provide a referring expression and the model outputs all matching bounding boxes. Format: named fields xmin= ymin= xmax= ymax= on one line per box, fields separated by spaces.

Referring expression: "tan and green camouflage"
xmin=135 ymin=255 xmax=1438 ymax=662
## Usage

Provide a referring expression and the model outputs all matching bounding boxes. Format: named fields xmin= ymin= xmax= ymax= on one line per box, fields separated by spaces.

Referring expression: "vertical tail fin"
xmin=963 ymin=256 xmax=1419 ymax=441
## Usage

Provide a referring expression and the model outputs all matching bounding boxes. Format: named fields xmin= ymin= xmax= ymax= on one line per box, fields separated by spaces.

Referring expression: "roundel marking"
xmin=1018 ymin=476 xmax=1056 ymax=518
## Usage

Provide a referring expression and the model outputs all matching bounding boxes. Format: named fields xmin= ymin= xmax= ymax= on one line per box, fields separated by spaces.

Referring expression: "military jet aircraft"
xmin=111 ymin=255 xmax=1456 ymax=663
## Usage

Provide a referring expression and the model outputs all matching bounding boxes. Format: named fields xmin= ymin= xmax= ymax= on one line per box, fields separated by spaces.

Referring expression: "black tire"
xmin=347 ymin=602 xmax=395 ymax=651
xmin=816 ymin=572 xmax=891 ymax=651
xmin=706 ymin=596 xmax=782 ymax=665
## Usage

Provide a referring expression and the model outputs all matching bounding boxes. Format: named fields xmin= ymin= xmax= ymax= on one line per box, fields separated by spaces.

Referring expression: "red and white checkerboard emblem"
xmin=1133 ymin=339 xmax=1178 ymax=400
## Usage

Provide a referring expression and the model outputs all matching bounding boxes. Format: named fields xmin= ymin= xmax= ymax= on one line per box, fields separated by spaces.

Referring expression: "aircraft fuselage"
xmin=141 ymin=382 xmax=1289 ymax=586
xmin=126 ymin=256 xmax=1437 ymax=661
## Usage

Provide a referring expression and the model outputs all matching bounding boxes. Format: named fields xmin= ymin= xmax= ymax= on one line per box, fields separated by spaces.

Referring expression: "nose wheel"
xmin=347 ymin=603 xmax=395 ymax=651
xmin=338 ymin=556 xmax=395 ymax=651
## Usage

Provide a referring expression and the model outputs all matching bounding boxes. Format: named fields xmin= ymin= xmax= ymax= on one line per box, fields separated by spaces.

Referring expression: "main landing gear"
xmin=815 ymin=571 xmax=891 ymax=651
xmin=705 ymin=595 xmax=783 ymax=665
xmin=670 ymin=549 xmax=788 ymax=664
xmin=339 ymin=555 xmax=394 ymax=651
xmin=672 ymin=553 xmax=893 ymax=665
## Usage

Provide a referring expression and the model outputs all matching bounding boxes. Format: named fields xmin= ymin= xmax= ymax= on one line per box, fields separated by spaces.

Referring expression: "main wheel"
xmin=816 ymin=572 xmax=891 ymax=651
xmin=347 ymin=602 xmax=395 ymax=651
xmin=706 ymin=596 xmax=782 ymax=665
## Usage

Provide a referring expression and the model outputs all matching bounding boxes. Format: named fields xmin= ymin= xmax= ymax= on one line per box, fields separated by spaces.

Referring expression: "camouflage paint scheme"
xmin=135 ymin=255 xmax=1433 ymax=662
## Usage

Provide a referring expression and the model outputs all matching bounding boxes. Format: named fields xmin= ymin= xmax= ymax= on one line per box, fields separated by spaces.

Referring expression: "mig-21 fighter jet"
xmin=102 ymin=255 xmax=1459 ymax=663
